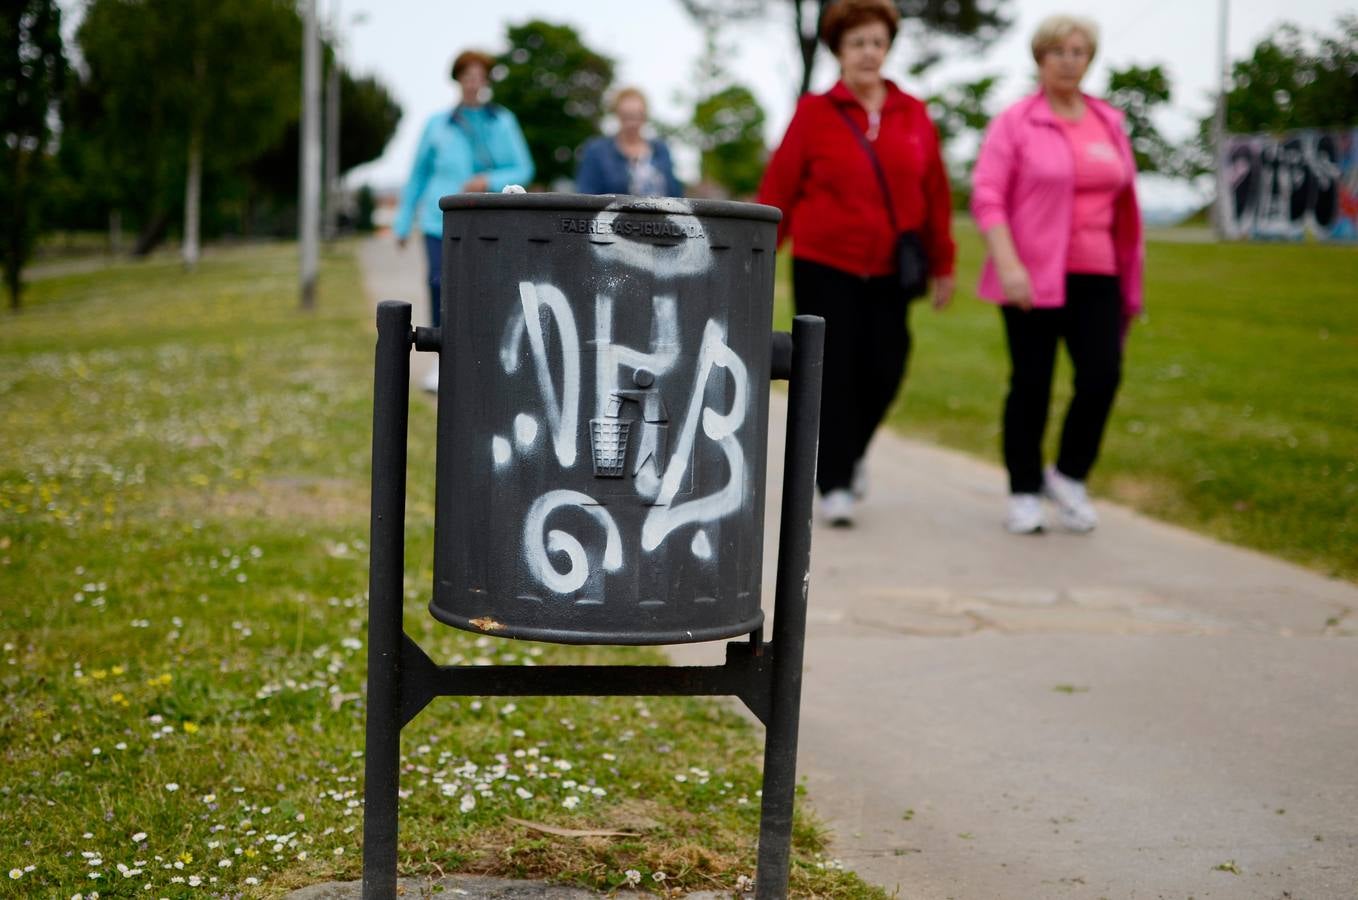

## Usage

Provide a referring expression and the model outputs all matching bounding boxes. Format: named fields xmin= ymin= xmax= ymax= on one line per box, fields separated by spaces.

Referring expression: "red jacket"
xmin=758 ymin=80 xmax=956 ymax=279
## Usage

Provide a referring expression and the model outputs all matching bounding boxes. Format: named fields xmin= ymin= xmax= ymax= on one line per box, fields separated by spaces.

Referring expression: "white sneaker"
xmin=821 ymin=489 xmax=856 ymax=527
xmin=421 ymin=367 xmax=439 ymax=394
xmin=1005 ymin=493 xmax=1046 ymax=534
xmin=1043 ymin=465 xmax=1098 ymax=532
xmin=851 ymin=458 xmax=868 ymax=499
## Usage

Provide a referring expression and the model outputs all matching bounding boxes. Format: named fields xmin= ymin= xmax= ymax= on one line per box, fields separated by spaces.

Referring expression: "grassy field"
xmin=0 ymin=246 xmax=884 ymax=898
xmin=774 ymin=224 xmax=1358 ymax=580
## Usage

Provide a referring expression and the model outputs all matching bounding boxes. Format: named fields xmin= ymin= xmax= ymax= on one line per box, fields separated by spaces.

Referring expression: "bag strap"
xmin=830 ymin=101 xmax=899 ymax=234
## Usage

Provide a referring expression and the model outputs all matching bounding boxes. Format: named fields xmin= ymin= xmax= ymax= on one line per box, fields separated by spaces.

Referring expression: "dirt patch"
xmin=153 ymin=475 xmax=369 ymax=524
xmin=1104 ymin=472 xmax=1182 ymax=515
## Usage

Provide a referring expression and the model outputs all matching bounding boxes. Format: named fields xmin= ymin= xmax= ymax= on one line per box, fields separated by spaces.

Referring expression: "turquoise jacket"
xmin=394 ymin=104 xmax=535 ymax=239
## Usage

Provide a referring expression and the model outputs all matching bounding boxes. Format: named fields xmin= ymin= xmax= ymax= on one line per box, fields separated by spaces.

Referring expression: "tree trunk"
xmin=794 ymin=0 xmax=829 ymax=97
xmin=183 ymin=125 xmax=203 ymax=269
xmin=109 ymin=209 xmax=123 ymax=256
xmin=4 ymin=150 xmax=31 ymax=312
xmin=133 ymin=209 xmax=171 ymax=257
xmin=4 ymin=264 xmax=19 ymax=313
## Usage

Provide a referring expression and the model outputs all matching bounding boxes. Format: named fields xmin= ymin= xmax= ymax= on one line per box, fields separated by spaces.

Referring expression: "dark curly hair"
xmin=820 ymin=0 xmax=900 ymax=53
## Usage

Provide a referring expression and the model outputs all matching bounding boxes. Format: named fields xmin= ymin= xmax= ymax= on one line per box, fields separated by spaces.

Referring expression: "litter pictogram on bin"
xmin=589 ymin=374 xmax=669 ymax=480
xmin=590 ymin=417 xmax=631 ymax=477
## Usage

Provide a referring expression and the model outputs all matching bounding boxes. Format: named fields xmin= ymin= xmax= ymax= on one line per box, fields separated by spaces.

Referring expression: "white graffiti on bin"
xmin=499 ymin=282 xmax=581 ymax=468
xmin=640 ymin=319 xmax=748 ymax=552
xmin=588 ymin=198 xmax=713 ymax=278
xmin=523 ymin=490 xmax=624 ymax=595
xmin=499 ymin=274 xmax=750 ymax=596
xmin=595 ymin=291 xmax=680 ymax=500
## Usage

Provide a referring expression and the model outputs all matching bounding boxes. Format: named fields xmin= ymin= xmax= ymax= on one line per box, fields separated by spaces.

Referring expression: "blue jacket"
xmin=574 ymin=136 xmax=683 ymax=197
xmin=394 ymin=104 xmax=535 ymax=238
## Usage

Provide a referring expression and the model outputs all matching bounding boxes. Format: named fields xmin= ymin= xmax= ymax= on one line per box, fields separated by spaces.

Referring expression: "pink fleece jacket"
xmin=971 ymin=92 xmax=1145 ymax=319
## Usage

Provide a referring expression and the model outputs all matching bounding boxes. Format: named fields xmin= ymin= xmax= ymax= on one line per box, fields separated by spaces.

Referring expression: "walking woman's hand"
xmin=930 ymin=274 xmax=955 ymax=311
xmin=998 ymin=262 xmax=1033 ymax=310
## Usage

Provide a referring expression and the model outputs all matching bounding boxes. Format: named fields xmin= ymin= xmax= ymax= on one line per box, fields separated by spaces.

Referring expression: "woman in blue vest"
xmin=394 ymin=49 xmax=534 ymax=392
xmin=575 ymin=87 xmax=683 ymax=197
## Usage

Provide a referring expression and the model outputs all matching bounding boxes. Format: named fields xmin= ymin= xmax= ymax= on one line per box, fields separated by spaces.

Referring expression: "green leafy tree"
xmin=1105 ymin=64 xmax=1174 ymax=173
xmin=73 ymin=0 xmax=301 ymax=260
xmin=682 ymin=24 xmax=766 ymax=198
xmin=1183 ymin=16 xmax=1358 ymax=181
xmin=245 ymin=68 xmax=401 ymax=232
xmin=492 ymin=20 xmax=615 ymax=187
xmin=925 ymin=74 xmax=999 ymax=206
xmin=927 ymin=74 xmax=998 ymax=160
xmin=1221 ymin=16 xmax=1358 ymax=133
xmin=692 ymin=86 xmax=767 ymax=198
xmin=1 ymin=0 xmax=65 ymax=310
xmin=338 ymin=73 xmax=403 ymax=175
xmin=679 ymin=0 xmax=1012 ymax=96
xmin=354 ymin=184 xmax=376 ymax=232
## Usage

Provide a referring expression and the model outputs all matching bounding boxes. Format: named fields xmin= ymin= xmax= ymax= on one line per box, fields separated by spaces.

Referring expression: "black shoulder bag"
xmin=831 ymin=103 xmax=930 ymax=299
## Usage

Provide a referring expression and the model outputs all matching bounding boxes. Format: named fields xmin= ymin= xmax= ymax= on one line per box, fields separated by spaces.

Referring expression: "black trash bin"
xmin=429 ymin=193 xmax=779 ymax=645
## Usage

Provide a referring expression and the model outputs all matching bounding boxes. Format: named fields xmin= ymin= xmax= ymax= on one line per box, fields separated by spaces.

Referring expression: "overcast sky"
xmin=55 ymin=0 xmax=1353 ymax=194
xmin=331 ymin=0 xmax=1351 ymax=191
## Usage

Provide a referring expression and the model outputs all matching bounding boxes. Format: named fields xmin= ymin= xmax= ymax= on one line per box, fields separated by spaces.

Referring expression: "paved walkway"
xmin=358 ymin=237 xmax=1358 ymax=899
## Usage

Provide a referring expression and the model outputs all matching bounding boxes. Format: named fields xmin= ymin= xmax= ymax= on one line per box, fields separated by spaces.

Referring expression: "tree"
xmin=679 ymin=0 xmax=1012 ymax=97
xmin=74 ymin=0 xmax=301 ymax=261
xmin=1 ymin=0 xmax=65 ymax=310
xmin=682 ymin=23 xmax=767 ymax=198
xmin=245 ymin=68 xmax=401 ymax=233
xmin=927 ymin=74 xmax=998 ymax=163
xmin=338 ymin=73 xmax=403 ymax=175
xmin=692 ymin=86 xmax=767 ymax=198
xmin=491 ymin=20 xmax=615 ymax=187
xmin=1219 ymin=16 xmax=1358 ymax=134
xmin=1105 ymin=64 xmax=1174 ymax=173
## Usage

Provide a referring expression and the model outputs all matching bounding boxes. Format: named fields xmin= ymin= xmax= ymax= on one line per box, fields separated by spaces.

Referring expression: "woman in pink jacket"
xmin=971 ymin=14 xmax=1144 ymax=535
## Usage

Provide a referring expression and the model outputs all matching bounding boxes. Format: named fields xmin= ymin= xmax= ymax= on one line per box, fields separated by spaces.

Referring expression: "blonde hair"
xmin=609 ymin=86 xmax=648 ymax=115
xmin=1030 ymin=15 xmax=1099 ymax=64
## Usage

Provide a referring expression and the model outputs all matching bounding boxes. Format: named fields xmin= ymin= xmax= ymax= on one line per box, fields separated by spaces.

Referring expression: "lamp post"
xmin=1213 ymin=0 xmax=1231 ymax=240
xmin=324 ymin=0 xmax=342 ymax=241
xmin=299 ymin=0 xmax=322 ymax=308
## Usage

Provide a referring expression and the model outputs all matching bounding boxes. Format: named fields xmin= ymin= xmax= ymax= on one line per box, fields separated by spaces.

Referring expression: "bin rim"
xmin=438 ymin=191 xmax=782 ymax=223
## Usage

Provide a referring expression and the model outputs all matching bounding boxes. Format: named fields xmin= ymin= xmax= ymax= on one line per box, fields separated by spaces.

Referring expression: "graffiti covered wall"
xmin=1224 ymin=129 xmax=1358 ymax=241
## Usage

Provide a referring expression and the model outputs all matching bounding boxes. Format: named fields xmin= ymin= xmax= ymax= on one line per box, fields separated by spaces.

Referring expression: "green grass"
xmin=774 ymin=224 xmax=1358 ymax=580
xmin=0 ymin=244 xmax=884 ymax=898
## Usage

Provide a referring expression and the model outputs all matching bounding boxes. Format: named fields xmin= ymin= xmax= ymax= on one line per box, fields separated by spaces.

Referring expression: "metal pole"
xmin=755 ymin=314 xmax=825 ymax=900
xmin=324 ymin=0 xmax=342 ymax=241
xmin=362 ymin=301 xmax=413 ymax=899
xmin=299 ymin=0 xmax=322 ymax=308
xmin=1213 ymin=0 xmax=1231 ymax=240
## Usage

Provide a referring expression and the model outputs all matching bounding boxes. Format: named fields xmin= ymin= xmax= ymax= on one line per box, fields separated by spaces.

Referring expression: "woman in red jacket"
xmin=759 ymin=0 xmax=955 ymax=527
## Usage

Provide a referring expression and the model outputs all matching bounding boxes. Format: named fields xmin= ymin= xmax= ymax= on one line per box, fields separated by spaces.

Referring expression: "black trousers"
xmin=793 ymin=258 xmax=912 ymax=495
xmin=1001 ymin=273 xmax=1123 ymax=494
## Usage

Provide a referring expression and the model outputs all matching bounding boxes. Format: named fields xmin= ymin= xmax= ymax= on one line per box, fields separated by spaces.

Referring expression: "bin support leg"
xmin=362 ymin=301 xmax=413 ymax=900
xmin=756 ymin=315 xmax=825 ymax=899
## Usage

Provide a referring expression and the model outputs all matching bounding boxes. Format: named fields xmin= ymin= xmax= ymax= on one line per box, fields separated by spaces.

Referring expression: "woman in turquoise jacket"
xmin=394 ymin=49 xmax=534 ymax=391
